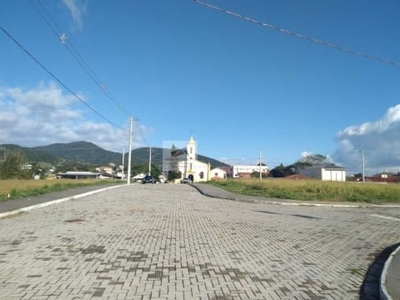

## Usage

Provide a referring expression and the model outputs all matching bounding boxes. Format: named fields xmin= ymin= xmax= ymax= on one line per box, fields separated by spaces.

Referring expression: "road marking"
xmin=369 ymin=214 xmax=400 ymax=221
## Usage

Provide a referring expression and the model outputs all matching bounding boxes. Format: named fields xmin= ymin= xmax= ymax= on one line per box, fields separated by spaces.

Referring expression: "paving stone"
xmin=0 ymin=184 xmax=399 ymax=299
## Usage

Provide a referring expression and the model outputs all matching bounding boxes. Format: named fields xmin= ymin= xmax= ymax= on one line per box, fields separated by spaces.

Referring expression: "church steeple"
xmin=187 ymin=135 xmax=196 ymax=161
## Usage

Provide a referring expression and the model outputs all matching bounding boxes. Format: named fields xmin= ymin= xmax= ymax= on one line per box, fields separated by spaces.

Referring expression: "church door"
xmin=188 ymin=174 xmax=194 ymax=182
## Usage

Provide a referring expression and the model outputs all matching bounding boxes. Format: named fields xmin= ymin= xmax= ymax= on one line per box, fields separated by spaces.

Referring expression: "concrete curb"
xmin=0 ymin=185 xmax=123 ymax=220
xmin=191 ymin=184 xmax=375 ymax=208
xmin=380 ymin=244 xmax=400 ymax=300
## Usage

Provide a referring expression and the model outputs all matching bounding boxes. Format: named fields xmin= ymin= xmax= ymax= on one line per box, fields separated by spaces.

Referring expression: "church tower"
xmin=187 ymin=135 xmax=196 ymax=161
xmin=175 ymin=135 xmax=209 ymax=183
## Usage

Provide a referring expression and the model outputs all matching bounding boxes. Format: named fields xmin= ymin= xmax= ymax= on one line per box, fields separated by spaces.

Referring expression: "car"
xmin=180 ymin=178 xmax=192 ymax=184
xmin=142 ymin=175 xmax=154 ymax=184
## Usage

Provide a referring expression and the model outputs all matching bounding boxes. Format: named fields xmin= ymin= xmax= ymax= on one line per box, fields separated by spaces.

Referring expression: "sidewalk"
xmin=0 ymin=185 xmax=121 ymax=217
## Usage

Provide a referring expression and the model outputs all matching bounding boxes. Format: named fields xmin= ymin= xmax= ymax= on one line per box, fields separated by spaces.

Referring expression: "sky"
xmin=1 ymin=0 xmax=400 ymax=175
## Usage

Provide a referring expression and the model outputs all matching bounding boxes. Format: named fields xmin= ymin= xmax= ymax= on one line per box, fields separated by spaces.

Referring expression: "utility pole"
xmin=259 ymin=148 xmax=262 ymax=180
xmin=148 ymin=147 xmax=152 ymax=175
xmin=122 ymin=146 xmax=125 ymax=180
xmin=127 ymin=117 xmax=133 ymax=184
xmin=361 ymin=149 xmax=365 ymax=182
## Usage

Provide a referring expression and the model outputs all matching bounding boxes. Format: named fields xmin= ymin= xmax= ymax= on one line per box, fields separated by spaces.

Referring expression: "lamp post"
xmin=148 ymin=147 xmax=161 ymax=176
xmin=127 ymin=117 xmax=133 ymax=184
xmin=148 ymin=147 xmax=152 ymax=175
xmin=259 ymin=148 xmax=262 ymax=180
xmin=360 ymin=150 xmax=365 ymax=182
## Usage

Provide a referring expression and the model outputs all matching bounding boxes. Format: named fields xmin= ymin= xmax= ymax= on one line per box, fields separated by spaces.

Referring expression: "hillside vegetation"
xmin=0 ymin=141 xmax=228 ymax=169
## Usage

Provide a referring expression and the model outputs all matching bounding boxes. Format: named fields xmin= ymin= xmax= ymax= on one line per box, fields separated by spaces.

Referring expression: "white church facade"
xmin=177 ymin=136 xmax=210 ymax=183
xmin=164 ymin=136 xmax=211 ymax=183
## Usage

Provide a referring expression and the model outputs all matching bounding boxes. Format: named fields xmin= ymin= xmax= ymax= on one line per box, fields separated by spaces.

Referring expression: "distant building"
xmin=57 ymin=171 xmax=101 ymax=179
xmin=210 ymin=167 xmax=227 ymax=180
xmin=365 ymin=172 xmax=400 ymax=183
xmin=298 ymin=166 xmax=346 ymax=181
xmin=95 ymin=165 xmax=114 ymax=176
xmin=233 ymin=164 xmax=269 ymax=178
xmin=164 ymin=136 xmax=210 ymax=183
xmin=177 ymin=136 xmax=210 ymax=182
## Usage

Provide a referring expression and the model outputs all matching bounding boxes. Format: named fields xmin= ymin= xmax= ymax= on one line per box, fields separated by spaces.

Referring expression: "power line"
xmin=0 ymin=26 xmax=128 ymax=133
xmin=28 ymin=0 xmax=132 ymax=116
xmin=193 ymin=0 xmax=400 ymax=68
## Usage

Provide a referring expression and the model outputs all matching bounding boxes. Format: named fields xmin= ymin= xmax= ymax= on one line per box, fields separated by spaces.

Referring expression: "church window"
xmin=200 ymin=172 xmax=204 ymax=179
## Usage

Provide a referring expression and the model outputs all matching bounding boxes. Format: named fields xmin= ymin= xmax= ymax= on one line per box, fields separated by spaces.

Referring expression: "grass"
xmin=206 ymin=178 xmax=400 ymax=204
xmin=0 ymin=179 xmax=123 ymax=202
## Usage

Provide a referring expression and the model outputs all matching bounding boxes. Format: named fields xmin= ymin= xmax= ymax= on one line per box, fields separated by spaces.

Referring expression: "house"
xmin=233 ymin=164 xmax=269 ymax=178
xmin=164 ymin=136 xmax=210 ymax=183
xmin=210 ymin=167 xmax=227 ymax=180
xmin=57 ymin=171 xmax=101 ymax=179
xmin=365 ymin=172 xmax=400 ymax=183
xmin=298 ymin=165 xmax=346 ymax=181
xmin=95 ymin=165 xmax=114 ymax=176
xmin=215 ymin=165 xmax=233 ymax=178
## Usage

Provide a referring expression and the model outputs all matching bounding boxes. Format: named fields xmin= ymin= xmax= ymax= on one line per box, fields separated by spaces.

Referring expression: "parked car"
xmin=180 ymin=178 xmax=192 ymax=184
xmin=142 ymin=175 xmax=154 ymax=184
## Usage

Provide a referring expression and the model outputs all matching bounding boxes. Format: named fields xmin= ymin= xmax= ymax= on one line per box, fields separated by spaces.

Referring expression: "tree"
xmin=298 ymin=154 xmax=332 ymax=166
xmin=269 ymin=164 xmax=295 ymax=178
xmin=167 ymin=171 xmax=181 ymax=182
xmin=30 ymin=162 xmax=45 ymax=179
xmin=149 ymin=164 xmax=161 ymax=179
xmin=0 ymin=149 xmax=26 ymax=179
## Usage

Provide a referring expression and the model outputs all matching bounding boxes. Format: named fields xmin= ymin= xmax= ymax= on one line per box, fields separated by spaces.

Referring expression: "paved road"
xmin=0 ymin=184 xmax=399 ymax=299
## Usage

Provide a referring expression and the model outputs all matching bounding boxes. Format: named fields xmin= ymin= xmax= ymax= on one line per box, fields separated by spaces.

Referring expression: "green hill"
xmin=0 ymin=142 xmax=230 ymax=170
xmin=0 ymin=144 xmax=61 ymax=164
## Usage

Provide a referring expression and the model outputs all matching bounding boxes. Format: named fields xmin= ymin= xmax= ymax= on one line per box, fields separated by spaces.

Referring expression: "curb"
xmin=380 ymin=244 xmax=400 ymax=300
xmin=0 ymin=185 xmax=123 ymax=220
xmin=191 ymin=184 xmax=372 ymax=208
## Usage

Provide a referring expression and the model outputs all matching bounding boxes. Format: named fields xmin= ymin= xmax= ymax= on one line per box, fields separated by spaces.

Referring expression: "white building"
xmin=233 ymin=164 xmax=269 ymax=178
xmin=165 ymin=136 xmax=211 ymax=183
xmin=298 ymin=166 xmax=346 ymax=181
xmin=210 ymin=167 xmax=227 ymax=180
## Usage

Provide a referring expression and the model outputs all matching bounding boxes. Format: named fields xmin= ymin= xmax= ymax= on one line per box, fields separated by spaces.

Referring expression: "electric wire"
xmin=193 ymin=0 xmax=400 ymax=68
xmin=29 ymin=0 xmax=132 ymax=116
xmin=0 ymin=26 xmax=128 ymax=133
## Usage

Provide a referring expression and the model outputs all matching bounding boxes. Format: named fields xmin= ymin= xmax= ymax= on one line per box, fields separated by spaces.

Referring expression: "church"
xmin=166 ymin=136 xmax=211 ymax=183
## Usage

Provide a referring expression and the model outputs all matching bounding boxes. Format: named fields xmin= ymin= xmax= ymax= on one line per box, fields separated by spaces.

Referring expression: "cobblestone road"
xmin=0 ymin=184 xmax=399 ymax=300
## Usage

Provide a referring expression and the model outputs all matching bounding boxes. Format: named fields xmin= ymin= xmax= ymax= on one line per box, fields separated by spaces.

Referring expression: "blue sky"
xmin=1 ymin=0 xmax=400 ymax=175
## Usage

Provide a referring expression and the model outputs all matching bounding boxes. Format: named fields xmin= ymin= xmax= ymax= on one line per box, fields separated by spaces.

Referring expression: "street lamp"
xmin=360 ymin=150 xmax=365 ymax=182
xmin=148 ymin=147 xmax=161 ymax=175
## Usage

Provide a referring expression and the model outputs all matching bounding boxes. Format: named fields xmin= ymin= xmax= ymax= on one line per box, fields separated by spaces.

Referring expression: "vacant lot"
xmin=209 ymin=179 xmax=400 ymax=203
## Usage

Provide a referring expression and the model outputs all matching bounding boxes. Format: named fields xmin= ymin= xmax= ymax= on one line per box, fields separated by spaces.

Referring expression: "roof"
xmin=57 ymin=172 xmax=100 ymax=176
xmin=284 ymin=174 xmax=310 ymax=180
xmin=188 ymin=135 xmax=195 ymax=144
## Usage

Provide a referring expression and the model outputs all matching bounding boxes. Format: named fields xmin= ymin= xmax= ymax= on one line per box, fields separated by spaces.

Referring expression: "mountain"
xmin=0 ymin=141 xmax=229 ymax=169
xmin=33 ymin=141 xmax=121 ymax=165
xmin=0 ymin=144 xmax=61 ymax=164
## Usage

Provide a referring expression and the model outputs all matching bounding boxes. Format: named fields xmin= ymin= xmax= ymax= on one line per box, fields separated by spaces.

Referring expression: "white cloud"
xmin=0 ymin=83 xmax=145 ymax=152
xmin=332 ymin=104 xmax=400 ymax=175
xmin=62 ymin=0 xmax=86 ymax=30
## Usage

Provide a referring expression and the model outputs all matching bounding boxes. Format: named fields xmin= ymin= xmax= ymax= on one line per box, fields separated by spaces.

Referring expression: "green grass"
xmin=206 ymin=179 xmax=400 ymax=204
xmin=0 ymin=179 xmax=123 ymax=202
